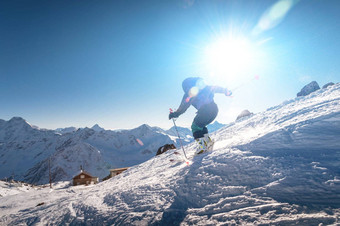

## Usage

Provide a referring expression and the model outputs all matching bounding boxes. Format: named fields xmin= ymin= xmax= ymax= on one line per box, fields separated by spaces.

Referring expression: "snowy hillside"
xmin=0 ymin=181 xmax=37 ymax=197
xmin=0 ymin=83 xmax=339 ymax=225
xmin=0 ymin=119 xmax=187 ymax=185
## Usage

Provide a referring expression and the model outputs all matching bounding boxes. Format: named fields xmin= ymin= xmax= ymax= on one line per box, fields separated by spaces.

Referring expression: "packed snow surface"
xmin=0 ymin=181 xmax=37 ymax=197
xmin=0 ymin=84 xmax=340 ymax=225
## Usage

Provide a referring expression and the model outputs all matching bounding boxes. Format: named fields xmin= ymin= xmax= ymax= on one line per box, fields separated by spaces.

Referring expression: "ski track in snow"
xmin=1 ymin=84 xmax=340 ymax=225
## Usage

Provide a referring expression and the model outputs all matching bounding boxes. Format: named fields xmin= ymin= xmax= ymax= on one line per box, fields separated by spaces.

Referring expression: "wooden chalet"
xmin=102 ymin=167 xmax=129 ymax=181
xmin=110 ymin=167 xmax=129 ymax=177
xmin=73 ymin=170 xmax=99 ymax=186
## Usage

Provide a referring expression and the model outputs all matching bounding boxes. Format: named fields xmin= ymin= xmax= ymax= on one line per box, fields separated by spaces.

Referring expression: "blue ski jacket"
xmin=175 ymin=85 xmax=227 ymax=116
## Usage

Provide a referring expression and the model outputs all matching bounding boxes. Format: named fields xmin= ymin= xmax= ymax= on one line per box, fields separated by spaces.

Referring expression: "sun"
xmin=205 ymin=36 xmax=254 ymax=82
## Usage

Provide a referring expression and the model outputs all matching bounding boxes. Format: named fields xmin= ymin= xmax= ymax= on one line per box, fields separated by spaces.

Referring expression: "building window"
xmin=80 ymin=175 xmax=85 ymax=179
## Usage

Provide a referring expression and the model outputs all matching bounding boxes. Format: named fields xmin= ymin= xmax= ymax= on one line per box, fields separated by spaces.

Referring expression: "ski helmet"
xmin=182 ymin=77 xmax=205 ymax=94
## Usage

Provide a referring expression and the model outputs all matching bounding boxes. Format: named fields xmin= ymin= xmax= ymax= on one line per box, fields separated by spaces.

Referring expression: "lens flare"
xmin=189 ymin=86 xmax=199 ymax=97
xmin=253 ymin=0 xmax=299 ymax=36
xmin=136 ymin=138 xmax=144 ymax=146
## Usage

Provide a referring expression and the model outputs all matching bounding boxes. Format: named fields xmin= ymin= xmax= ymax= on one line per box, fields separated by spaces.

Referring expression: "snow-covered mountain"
xmin=0 ymin=117 xmax=61 ymax=181
xmin=1 ymin=83 xmax=339 ymax=225
xmin=0 ymin=119 xmax=186 ymax=184
xmin=55 ymin=126 xmax=78 ymax=134
xmin=91 ymin=124 xmax=104 ymax=132
xmin=207 ymin=120 xmax=226 ymax=132
xmin=166 ymin=126 xmax=193 ymax=143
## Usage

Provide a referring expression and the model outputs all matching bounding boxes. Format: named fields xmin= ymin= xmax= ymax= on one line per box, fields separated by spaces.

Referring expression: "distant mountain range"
xmin=207 ymin=121 xmax=226 ymax=133
xmin=0 ymin=117 xmax=225 ymax=184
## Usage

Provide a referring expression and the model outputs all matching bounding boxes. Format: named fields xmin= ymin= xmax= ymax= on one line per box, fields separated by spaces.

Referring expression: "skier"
xmin=169 ymin=77 xmax=232 ymax=155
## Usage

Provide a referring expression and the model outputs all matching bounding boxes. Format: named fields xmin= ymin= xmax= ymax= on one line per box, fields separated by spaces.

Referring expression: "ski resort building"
xmin=72 ymin=171 xmax=99 ymax=186
xmin=109 ymin=167 xmax=129 ymax=177
xmin=101 ymin=167 xmax=129 ymax=181
xmin=102 ymin=167 xmax=129 ymax=181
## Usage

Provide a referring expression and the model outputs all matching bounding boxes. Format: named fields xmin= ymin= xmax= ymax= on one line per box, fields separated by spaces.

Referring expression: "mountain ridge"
xmin=0 ymin=117 xmax=195 ymax=184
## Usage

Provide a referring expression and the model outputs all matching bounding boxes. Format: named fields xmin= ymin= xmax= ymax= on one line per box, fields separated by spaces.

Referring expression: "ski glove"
xmin=169 ymin=112 xmax=180 ymax=120
xmin=225 ymin=89 xmax=232 ymax=96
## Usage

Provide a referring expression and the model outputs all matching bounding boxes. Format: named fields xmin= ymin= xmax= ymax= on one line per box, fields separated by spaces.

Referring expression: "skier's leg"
xmin=203 ymin=103 xmax=218 ymax=151
xmin=191 ymin=122 xmax=205 ymax=139
xmin=192 ymin=102 xmax=218 ymax=154
xmin=192 ymin=102 xmax=218 ymax=134
xmin=202 ymin=126 xmax=208 ymax=135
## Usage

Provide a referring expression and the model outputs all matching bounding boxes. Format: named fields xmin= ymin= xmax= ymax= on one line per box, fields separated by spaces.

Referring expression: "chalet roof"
xmin=109 ymin=167 xmax=129 ymax=172
xmin=72 ymin=170 xmax=98 ymax=179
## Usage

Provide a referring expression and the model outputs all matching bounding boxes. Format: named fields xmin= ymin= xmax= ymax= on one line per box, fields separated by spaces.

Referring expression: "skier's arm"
xmin=169 ymin=94 xmax=191 ymax=119
xmin=176 ymin=94 xmax=191 ymax=115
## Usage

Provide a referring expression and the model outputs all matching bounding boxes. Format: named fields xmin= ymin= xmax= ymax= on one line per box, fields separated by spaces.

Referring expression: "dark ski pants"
xmin=191 ymin=102 xmax=218 ymax=139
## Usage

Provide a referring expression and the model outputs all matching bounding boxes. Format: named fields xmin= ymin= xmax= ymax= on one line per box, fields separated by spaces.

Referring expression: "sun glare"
xmin=205 ymin=37 xmax=254 ymax=82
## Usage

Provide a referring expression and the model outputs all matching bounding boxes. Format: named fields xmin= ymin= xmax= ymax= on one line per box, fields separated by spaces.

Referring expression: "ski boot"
xmin=195 ymin=135 xmax=214 ymax=155
xmin=204 ymin=134 xmax=214 ymax=152
xmin=195 ymin=136 xmax=209 ymax=155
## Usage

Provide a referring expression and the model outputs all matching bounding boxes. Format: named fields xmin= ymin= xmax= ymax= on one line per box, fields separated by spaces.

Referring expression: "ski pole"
xmin=170 ymin=109 xmax=188 ymax=160
xmin=231 ymin=75 xmax=260 ymax=93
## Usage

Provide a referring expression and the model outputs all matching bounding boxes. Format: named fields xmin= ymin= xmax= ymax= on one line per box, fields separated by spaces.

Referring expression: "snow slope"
xmin=0 ymin=83 xmax=339 ymax=225
xmin=0 ymin=181 xmax=37 ymax=197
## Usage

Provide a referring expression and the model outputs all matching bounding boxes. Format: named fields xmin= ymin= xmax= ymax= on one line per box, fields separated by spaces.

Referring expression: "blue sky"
xmin=1 ymin=0 xmax=340 ymax=130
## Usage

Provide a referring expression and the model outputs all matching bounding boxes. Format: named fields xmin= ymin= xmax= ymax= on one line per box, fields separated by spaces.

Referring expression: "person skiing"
xmin=169 ymin=77 xmax=232 ymax=155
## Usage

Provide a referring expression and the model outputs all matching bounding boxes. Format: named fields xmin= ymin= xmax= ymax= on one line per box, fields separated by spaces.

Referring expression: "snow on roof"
xmin=109 ymin=167 xmax=129 ymax=172
xmin=72 ymin=170 xmax=97 ymax=179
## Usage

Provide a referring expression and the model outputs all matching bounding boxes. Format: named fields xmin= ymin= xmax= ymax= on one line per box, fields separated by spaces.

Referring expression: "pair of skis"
xmin=169 ymin=139 xmax=215 ymax=164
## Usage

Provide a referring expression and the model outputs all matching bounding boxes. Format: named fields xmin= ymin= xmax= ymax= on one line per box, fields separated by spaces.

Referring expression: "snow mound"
xmin=236 ymin=109 xmax=253 ymax=121
xmin=0 ymin=83 xmax=340 ymax=225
